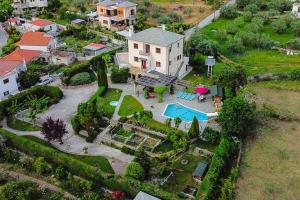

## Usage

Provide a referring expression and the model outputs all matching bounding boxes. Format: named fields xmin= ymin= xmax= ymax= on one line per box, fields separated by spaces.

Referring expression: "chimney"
xmin=161 ymin=24 xmax=166 ymax=31
xmin=128 ymin=25 xmax=134 ymax=37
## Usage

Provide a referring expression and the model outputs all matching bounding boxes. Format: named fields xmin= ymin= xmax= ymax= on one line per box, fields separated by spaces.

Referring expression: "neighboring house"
xmin=2 ymin=49 xmax=42 ymax=64
xmin=133 ymin=191 xmax=161 ymax=200
xmin=97 ymin=0 xmax=136 ymax=30
xmin=127 ymin=27 xmax=189 ymax=78
xmin=0 ymin=60 xmax=26 ymax=100
xmin=16 ymin=31 xmax=56 ymax=52
xmin=193 ymin=160 xmax=208 ymax=182
xmin=83 ymin=43 xmax=107 ymax=57
xmin=50 ymin=50 xmax=76 ymax=65
xmin=12 ymin=0 xmax=48 ymax=16
xmin=25 ymin=18 xmax=58 ymax=32
xmin=292 ymin=3 xmax=300 ymax=18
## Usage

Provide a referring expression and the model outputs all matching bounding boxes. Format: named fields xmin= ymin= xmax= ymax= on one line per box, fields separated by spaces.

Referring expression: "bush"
xmin=111 ymin=67 xmax=129 ymax=83
xmin=121 ymin=146 xmax=135 ymax=155
xmin=61 ymin=63 xmax=92 ymax=85
xmin=216 ymin=29 xmax=227 ymax=41
xmin=244 ymin=3 xmax=259 ymax=13
xmin=291 ymin=20 xmax=300 ymax=37
xmin=243 ymin=11 xmax=252 ymax=22
xmin=33 ymin=157 xmax=52 ymax=175
xmin=290 ymin=69 xmax=300 ymax=80
xmin=125 ymin=162 xmax=145 ymax=180
xmin=188 ymin=117 xmax=199 ymax=139
xmin=202 ymin=127 xmax=220 ymax=144
xmin=71 ymin=115 xmax=82 ymax=134
xmin=272 ymin=18 xmax=287 ymax=33
xmin=69 ymin=72 xmax=95 ymax=86
xmin=220 ymin=5 xmax=238 ymax=19
xmin=227 ymin=37 xmax=245 ymax=54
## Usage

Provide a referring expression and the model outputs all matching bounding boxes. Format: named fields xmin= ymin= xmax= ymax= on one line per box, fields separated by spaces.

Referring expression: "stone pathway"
xmin=0 ymin=167 xmax=76 ymax=199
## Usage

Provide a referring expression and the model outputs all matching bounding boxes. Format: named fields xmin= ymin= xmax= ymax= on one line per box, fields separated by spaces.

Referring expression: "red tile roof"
xmin=88 ymin=43 xmax=106 ymax=49
xmin=2 ymin=49 xmax=41 ymax=63
xmin=16 ymin=32 xmax=53 ymax=46
xmin=0 ymin=60 xmax=22 ymax=77
xmin=31 ymin=19 xmax=54 ymax=27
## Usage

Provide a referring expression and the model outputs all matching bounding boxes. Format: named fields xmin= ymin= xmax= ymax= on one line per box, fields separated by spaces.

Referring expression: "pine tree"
xmin=96 ymin=59 xmax=108 ymax=89
xmin=188 ymin=116 xmax=200 ymax=138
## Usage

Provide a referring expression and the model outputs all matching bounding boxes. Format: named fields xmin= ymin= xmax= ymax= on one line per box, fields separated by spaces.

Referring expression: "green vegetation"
xmin=7 ymin=116 xmax=40 ymax=131
xmin=96 ymin=88 xmax=122 ymax=118
xmin=125 ymin=162 xmax=145 ymax=181
xmin=118 ymin=95 xmax=144 ymax=117
xmin=69 ymin=72 xmax=96 ymax=86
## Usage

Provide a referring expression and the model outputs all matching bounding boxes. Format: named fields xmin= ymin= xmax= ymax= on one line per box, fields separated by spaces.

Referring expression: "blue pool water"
xmin=110 ymin=101 xmax=118 ymax=107
xmin=163 ymin=103 xmax=208 ymax=122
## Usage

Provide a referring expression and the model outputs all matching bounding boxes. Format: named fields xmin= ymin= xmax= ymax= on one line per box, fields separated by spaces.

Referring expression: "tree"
xmin=33 ymin=157 xmax=52 ymax=175
xmin=202 ymin=127 xmax=220 ymax=144
xmin=0 ymin=180 xmax=39 ymax=200
xmin=216 ymin=65 xmax=247 ymax=96
xmin=227 ymin=37 xmax=245 ymax=54
xmin=174 ymin=117 xmax=182 ymax=129
xmin=219 ymin=177 xmax=235 ymax=200
xmin=272 ymin=18 xmax=287 ymax=34
xmin=18 ymin=70 xmax=40 ymax=89
xmin=48 ymin=0 xmax=61 ymax=12
xmin=220 ymin=5 xmax=238 ymax=19
xmin=125 ymin=162 xmax=145 ymax=180
xmin=167 ymin=131 xmax=188 ymax=149
xmin=77 ymin=102 xmax=99 ymax=130
xmin=26 ymin=95 xmax=50 ymax=124
xmin=96 ymin=60 xmax=108 ymax=89
xmin=188 ymin=117 xmax=199 ymax=138
xmin=0 ymin=0 xmax=13 ymax=22
xmin=154 ymin=85 xmax=167 ymax=103
xmin=291 ymin=20 xmax=300 ymax=37
xmin=165 ymin=118 xmax=172 ymax=127
xmin=134 ymin=148 xmax=150 ymax=173
xmin=41 ymin=117 xmax=68 ymax=144
xmin=218 ymin=95 xmax=256 ymax=139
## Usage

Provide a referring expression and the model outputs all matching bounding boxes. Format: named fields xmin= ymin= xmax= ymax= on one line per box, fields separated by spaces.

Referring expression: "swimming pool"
xmin=163 ymin=103 xmax=208 ymax=122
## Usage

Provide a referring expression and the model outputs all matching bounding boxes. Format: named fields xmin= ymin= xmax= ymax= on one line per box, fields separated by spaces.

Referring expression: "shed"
xmin=82 ymin=43 xmax=107 ymax=57
xmin=209 ymin=85 xmax=223 ymax=99
xmin=133 ymin=191 xmax=161 ymax=200
xmin=193 ymin=160 xmax=208 ymax=181
xmin=71 ymin=19 xmax=86 ymax=25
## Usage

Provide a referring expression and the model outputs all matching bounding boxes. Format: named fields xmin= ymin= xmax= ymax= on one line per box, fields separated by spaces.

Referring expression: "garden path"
xmin=184 ymin=0 xmax=236 ymax=40
xmin=0 ymin=167 xmax=77 ymax=199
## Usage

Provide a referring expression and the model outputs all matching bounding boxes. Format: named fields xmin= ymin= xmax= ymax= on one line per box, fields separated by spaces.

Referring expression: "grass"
xmin=116 ymin=129 xmax=132 ymax=137
xmin=191 ymin=139 xmax=218 ymax=153
xmin=163 ymin=153 xmax=206 ymax=193
xmin=236 ymin=81 xmax=300 ymax=199
xmin=21 ymin=135 xmax=114 ymax=174
xmin=7 ymin=116 xmax=40 ymax=131
xmin=118 ymin=95 xmax=144 ymax=117
xmin=154 ymin=140 xmax=173 ymax=153
xmin=183 ymin=70 xmax=215 ymax=86
xmin=96 ymin=88 xmax=122 ymax=118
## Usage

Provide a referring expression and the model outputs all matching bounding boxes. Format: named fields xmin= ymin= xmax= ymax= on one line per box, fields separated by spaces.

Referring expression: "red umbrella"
xmin=194 ymin=87 xmax=209 ymax=94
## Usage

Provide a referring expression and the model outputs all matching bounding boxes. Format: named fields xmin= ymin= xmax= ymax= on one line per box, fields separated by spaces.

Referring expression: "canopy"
xmin=194 ymin=87 xmax=209 ymax=94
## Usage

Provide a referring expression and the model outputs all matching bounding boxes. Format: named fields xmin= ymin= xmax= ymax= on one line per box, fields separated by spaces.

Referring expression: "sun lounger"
xmin=176 ymin=92 xmax=182 ymax=98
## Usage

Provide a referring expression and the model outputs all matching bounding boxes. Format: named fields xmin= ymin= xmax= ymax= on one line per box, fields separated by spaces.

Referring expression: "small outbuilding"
xmin=292 ymin=3 xmax=300 ymax=18
xmin=71 ymin=19 xmax=86 ymax=25
xmin=50 ymin=50 xmax=76 ymax=65
xmin=133 ymin=191 xmax=161 ymax=200
xmin=82 ymin=43 xmax=107 ymax=57
xmin=193 ymin=160 xmax=208 ymax=181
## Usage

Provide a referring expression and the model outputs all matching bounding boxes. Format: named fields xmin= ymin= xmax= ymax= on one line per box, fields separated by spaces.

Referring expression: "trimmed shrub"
xmin=111 ymin=68 xmax=129 ymax=83
xmin=188 ymin=117 xmax=200 ymax=139
xmin=125 ymin=162 xmax=145 ymax=180
xmin=61 ymin=62 xmax=91 ymax=85
xmin=220 ymin=5 xmax=238 ymax=19
xmin=71 ymin=115 xmax=81 ymax=134
xmin=69 ymin=72 xmax=95 ymax=86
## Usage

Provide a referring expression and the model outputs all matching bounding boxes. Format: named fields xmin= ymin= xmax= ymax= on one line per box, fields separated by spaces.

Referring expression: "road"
xmin=0 ymin=24 xmax=8 ymax=49
xmin=184 ymin=0 xmax=236 ymax=40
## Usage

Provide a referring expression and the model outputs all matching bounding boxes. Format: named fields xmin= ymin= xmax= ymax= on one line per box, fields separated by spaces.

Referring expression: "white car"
xmin=36 ymin=76 xmax=53 ymax=85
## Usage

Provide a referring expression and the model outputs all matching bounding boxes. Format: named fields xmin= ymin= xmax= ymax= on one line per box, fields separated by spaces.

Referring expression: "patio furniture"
xmin=194 ymin=86 xmax=209 ymax=95
xmin=176 ymin=91 xmax=196 ymax=101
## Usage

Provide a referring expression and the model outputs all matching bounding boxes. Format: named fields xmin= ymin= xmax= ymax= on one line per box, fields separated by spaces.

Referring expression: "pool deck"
xmin=111 ymin=82 xmax=215 ymax=131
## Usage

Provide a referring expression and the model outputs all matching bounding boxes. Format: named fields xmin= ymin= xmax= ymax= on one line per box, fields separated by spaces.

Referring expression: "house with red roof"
xmin=0 ymin=59 xmax=26 ymax=100
xmin=16 ymin=31 xmax=56 ymax=52
xmin=25 ymin=18 xmax=58 ymax=32
xmin=82 ymin=43 xmax=107 ymax=57
xmin=3 ymin=49 xmax=42 ymax=63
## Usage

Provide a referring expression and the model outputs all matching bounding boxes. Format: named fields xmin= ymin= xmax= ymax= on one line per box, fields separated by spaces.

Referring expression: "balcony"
xmin=139 ymin=50 xmax=150 ymax=57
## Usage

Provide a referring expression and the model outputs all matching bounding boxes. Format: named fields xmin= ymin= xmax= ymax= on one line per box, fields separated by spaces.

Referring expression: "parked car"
xmin=36 ymin=76 xmax=53 ymax=85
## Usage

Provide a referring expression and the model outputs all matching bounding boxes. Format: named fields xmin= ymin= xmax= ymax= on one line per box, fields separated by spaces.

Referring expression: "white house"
xmin=16 ymin=31 xmax=56 ymax=52
xmin=82 ymin=43 xmax=108 ymax=57
xmin=12 ymin=0 xmax=48 ymax=15
xmin=292 ymin=3 xmax=300 ymax=18
xmin=25 ymin=18 xmax=58 ymax=32
xmin=133 ymin=191 xmax=161 ymax=200
xmin=0 ymin=60 xmax=26 ymax=100
xmin=127 ymin=27 xmax=189 ymax=78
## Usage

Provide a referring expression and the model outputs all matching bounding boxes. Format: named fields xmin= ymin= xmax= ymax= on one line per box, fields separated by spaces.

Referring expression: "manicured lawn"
xmin=22 ymin=135 xmax=114 ymax=174
xmin=96 ymin=88 xmax=122 ymax=118
xmin=183 ymin=70 xmax=215 ymax=86
xmin=7 ymin=116 xmax=40 ymax=131
xmin=191 ymin=139 xmax=218 ymax=153
xmin=163 ymin=153 xmax=207 ymax=193
xmin=118 ymin=95 xmax=144 ymax=117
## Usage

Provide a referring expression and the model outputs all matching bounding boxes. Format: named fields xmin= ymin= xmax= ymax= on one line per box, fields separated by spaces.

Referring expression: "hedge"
xmin=0 ymin=129 xmax=181 ymax=200
xmin=111 ymin=68 xmax=129 ymax=83
xmin=195 ymin=137 xmax=238 ymax=200
xmin=61 ymin=62 xmax=92 ymax=85
xmin=0 ymin=86 xmax=63 ymax=121
xmin=69 ymin=72 xmax=96 ymax=86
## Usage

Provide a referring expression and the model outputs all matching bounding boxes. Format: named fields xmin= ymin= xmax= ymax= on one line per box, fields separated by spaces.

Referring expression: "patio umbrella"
xmin=194 ymin=87 xmax=209 ymax=94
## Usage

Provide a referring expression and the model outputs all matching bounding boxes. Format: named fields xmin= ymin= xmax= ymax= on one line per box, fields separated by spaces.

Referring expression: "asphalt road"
xmin=0 ymin=24 xmax=8 ymax=49
xmin=184 ymin=0 xmax=237 ymax=40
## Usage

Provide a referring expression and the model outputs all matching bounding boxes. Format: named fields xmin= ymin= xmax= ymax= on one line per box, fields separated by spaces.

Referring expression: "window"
xmin=169 ymin=46 xmax=172 ymax=53
xmin=103 ymin=20 xmax=108 ymax=24
xmin=155 ymin=48 xmax=161 ymax=54
xmin=169 ymin=61 xmax=172 ymax=66
xmin=3 ymin=78 xmax=9 ymax=84
xmin=134 ymin=57 xmax=139 ymax=62
xmin=134 ymin=43 xmax=138 ymax=49
xmin=3 ymin=91 xmax=9 ymax=96
xmin=177 ymin=55 xmax=181 ymax=60
xmin=156 ymin=61 xmax=161 ymax=67
xmin=177 ymin=42 xmax=180 ymax=48
xmin=145 ymin=44 xmax=150 ymax=53
xmin=100 ymin=8 xmax=103 ymax=12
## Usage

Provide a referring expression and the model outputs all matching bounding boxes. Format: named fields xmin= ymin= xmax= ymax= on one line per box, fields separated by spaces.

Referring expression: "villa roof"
xmin=129 ymin=28 xmax=184 ymax=47
xmin=83 ymin=43 xmax=107 ymax=51
xmin=194 ymin=161 xmax=208 ymax=178
xmin=135 ymin=70 xmax=177 ymax=87
xmin=16 ymin=32 xmax=52 ymax=46
xmin=0 ymin=60 xmax=22 ymax=77
xmin=98 ymin=0 xmax=136 ymax=7
xmin=116 ymin=1 xmax=136 ymax=7
xmin=133 ymin=191 xmax=161 ymax=200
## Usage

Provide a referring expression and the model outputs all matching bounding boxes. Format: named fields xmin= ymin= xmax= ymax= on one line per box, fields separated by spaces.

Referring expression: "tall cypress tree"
xmin=96 ymin=58 xmax=108 ymax=90
xmin=188 ymin=116 xmax=200 ymax=138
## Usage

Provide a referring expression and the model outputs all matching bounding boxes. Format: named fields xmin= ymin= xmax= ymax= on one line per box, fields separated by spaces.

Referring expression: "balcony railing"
xmin=139 ymin=50 xmax=150 ymax=56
